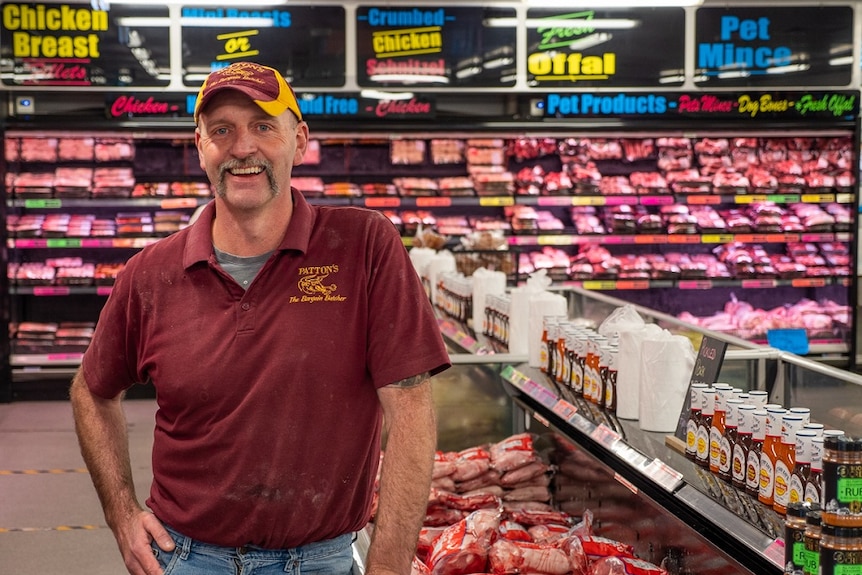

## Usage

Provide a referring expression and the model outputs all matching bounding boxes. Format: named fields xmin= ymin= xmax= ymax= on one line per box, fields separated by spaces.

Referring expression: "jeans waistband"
xmin=163 ymin=524 xmax=355 ymax=561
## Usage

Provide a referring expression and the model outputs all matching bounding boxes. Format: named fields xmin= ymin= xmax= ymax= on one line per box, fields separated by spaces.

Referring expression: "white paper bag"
xmin=471 ymin=268 xmax=507 ymax=336
xmin=527 ymin=292 xmax=568 ymax=368
xmin=616 ymin=323 xmax=663 ymax=420
xmin=638 ymin=333 xmax=696 ymax=432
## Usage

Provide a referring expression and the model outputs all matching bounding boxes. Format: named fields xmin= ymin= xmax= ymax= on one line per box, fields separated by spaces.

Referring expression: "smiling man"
xmin=70 ymin=61 xmax=450 ymax=575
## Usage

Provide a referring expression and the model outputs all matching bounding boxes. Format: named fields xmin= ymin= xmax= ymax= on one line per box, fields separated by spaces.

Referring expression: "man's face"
xmin=195 ymin=90 xmax=308 ymax=211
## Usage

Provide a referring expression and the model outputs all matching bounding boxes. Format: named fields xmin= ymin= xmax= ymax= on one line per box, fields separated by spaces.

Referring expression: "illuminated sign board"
xmin=181 ymin=5 xmax=346 ymax=87
xmin=355 ymin=6 xmax=516 ymax=88
xmin=694 ymin=7 xmax=853 ymax=87
xmin=526 ymin=8 xmax=685 ymax=87
xmin=0 ymin=3 xmax=170 ymax=87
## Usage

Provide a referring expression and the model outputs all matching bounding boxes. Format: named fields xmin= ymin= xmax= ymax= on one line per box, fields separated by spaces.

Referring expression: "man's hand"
xmin=113 ymin=509 xmax=175 ymax=575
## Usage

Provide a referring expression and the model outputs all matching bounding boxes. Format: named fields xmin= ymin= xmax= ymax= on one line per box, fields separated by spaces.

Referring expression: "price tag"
xmin=479 ymin=196 xmax=514 ymax=207
xmin=801 ymin=233 xmax=832 ymax=243
xmin=571 ymin=196 xmax=606 ymax=206
xmin=24 ymin=199 xmax=62 ymax=209
xmin=537 ymin=236 xmax=576 ymax=246
xmin=836 ymin=193 xmax=854 ymax=204
xmin=678 ymin=280 xmax=713 ymax=290
xmin=791 ymin=278 xmax=827 ymax=288
xmin=734 ymin=194 xmax=767 ymax=204
xmin=416 ymin=197 xmax=452 ymax=207
xmin=741 ymin=279 xmax=776 ymax=289
xmin=603 ymin=196 xmax=638 ymax=206
xmin=552 ymin=399 xmax=578 ymax=421
xmin=364 ymin=197 xmax=401 ymax=208
xmin=537 ymin=196 xmax=578 ymax=207
xmin=614 ymin=280 xmax=650 ymax=290
xmin=613 ymin=472 xmax=639 ymax=494
xmin=668 ymin=234 xmax=701 ymax=244
xmin=639 ymin=195 xmax=674 ymax=206
xmin=767 ymin=194 xmax=799 ymax=203
xmin=701 ymin=234 xmax=734 ymax=243
xmin=763 ymin=538 xmax=785 ymax=568
xmin=644 ymin=458 xmax=684 ymax=492
xmin=686 ymin=195 xmax=721 ymax=205
xmin=582 ymin=281 xmax=617 ymax=291
xmin=533 ymin=412 xmax=551 ymax=428
xmin=590 ymin=423 xmax=621 ymax=449
xmin=46 ymin=238 xmax=82 ymax=248
xmin=801 ymin=193 xmax=834 ymax=203
xmin=160 ymin=198 xmax=198 ymax=209
xmin=633 ymin=235 xmax=664 ymax=244
xmin=32 ymin=286 xmax=71 ymax=296
xmin=46 ymin=353 xmax=84 ymax=361
xmin=96 ymin=286 xmax=114 ymax=296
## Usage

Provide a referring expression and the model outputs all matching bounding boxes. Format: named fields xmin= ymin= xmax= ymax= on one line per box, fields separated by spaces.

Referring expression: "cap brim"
xmin=194 ymin=84 xmax=301 ymax=124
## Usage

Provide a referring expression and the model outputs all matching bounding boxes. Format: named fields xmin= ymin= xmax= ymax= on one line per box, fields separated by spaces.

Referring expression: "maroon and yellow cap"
xmin=193 ymin=62 xmax=302 ymax=124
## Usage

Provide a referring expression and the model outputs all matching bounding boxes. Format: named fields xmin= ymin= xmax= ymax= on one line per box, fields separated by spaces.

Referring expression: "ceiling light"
xmin=525 ymin=0 xmax=702 ymax=6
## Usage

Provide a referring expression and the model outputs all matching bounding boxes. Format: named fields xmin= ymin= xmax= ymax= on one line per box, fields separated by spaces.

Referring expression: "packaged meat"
xmin=498 ymin=520 xmax=532 ymax=542
xmin=487 ymin=539 xmax=570 ymax=575
xmin=450 ymin=447 xmax=492 ymax=483
xmin=588 ymin=556 xmax=667 ymax=575
xmin=427 ymin=508 xmax=501 ymax=575
xmin=489 ymin=433 xmax=538 ymax=473
xmin=577 ymin=535 xmax=636 ymax=562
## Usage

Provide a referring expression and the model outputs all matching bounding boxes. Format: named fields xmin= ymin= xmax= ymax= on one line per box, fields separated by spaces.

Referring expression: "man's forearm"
xmin=367 ymin=380 xmax=437 ymax=574
xmin=70 ymin=370 xmax=141 ymax=528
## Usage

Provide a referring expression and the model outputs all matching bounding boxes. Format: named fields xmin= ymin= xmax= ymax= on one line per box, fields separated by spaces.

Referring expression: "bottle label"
xmin=803 ymin=480 xmax=820 ymax=505
xmin=719 ymin=436 xmax=732 ymax=474
xmin=822 ymin=461 xmax=862 ymax=514
xmin=788 ymin=474 xmax=805 ymax=505
xmin=803 ymin=538 xmax=819 ymax=575
xmin=746 ymin=450 xmax=760 ymax=490
xmin=820 ymin=548 xmax=862 ymax=575
xmin=686 ymin=420 xmax=697 ymax=456
xmin=709 ymin=427 xmax=722 ymax=468
xmin=732 ymin=444 xmax=746 ymax=483
xmin=774 ymin=460 xmax=791 ymax=507
xmin=696 ymin=425 xmax=710 ymax=463
xmin=759 ymin=453 xmax=775 ymax=500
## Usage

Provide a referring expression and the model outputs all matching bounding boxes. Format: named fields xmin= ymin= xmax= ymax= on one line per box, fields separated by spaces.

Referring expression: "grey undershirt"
xmin=213 ymin=246 xmax=274 ymax=290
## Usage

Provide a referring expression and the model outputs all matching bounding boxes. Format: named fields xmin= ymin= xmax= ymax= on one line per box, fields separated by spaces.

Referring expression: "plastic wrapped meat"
xmin=427 ymin=508 xmax=501 ymax=575
xmin=487 ymin=539 xmax=571 ymax=575
xmin=588 ymin=556 xmax=668 ymax=575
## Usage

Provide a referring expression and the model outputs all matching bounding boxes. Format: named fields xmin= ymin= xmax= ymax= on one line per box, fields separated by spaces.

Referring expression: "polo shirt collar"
xmin=183 ymin=188 xmax=314 ymax=269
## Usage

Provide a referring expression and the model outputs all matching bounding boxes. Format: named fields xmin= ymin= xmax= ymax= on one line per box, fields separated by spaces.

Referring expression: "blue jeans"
xmin=151 ymin=525 xmax=355 ymax=575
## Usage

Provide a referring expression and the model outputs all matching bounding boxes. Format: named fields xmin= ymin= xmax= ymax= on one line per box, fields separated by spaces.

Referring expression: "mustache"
xmin=216 ymin=158 xmax=280 ymax=196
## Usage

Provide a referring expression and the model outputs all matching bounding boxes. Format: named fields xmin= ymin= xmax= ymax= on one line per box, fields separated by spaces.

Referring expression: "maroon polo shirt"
xmin=81 ymin=189 xmax=450 ymax=549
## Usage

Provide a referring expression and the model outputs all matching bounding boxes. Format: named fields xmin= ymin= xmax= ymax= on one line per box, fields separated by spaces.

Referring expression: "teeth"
xmin=230 ymin=166 xmax=263 ymax=175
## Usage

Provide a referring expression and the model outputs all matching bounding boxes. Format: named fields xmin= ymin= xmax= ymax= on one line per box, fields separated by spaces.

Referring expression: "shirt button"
xmin=241 ymin=303 xmax=251 ymax=311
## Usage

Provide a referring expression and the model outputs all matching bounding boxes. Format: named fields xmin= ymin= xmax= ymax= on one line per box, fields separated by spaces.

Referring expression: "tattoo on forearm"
xmin=389 ymin=372 xmax=429 ymax=388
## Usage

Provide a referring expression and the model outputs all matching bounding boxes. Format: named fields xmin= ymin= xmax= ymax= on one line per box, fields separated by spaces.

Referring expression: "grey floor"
xmin=1 ymin=399 xmax=158 ymax=575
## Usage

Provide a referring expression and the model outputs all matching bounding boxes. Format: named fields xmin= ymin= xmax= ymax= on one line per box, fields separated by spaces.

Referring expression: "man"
xmin=70 ymin=61 xmax=450 ymax=575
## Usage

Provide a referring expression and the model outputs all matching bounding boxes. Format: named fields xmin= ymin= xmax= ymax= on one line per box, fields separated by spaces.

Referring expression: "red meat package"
xmin=412 ymin=556 xmax=432 ymax=575
xmin=488 ymin=539 xmax=571 ymax=575
xmin=578 ymin=536 xmax=636 ymax=562
xmin=498 ymin=520 xmax=532 ymax=542
xmin=589 ymin=556 xmax=667 ymax=575
xmin=427 ymin=508 xmax=502 ymax=575
xmin=489 ymin=433 xmax=539 ymax=472
xmin=451 ymin=447 xmax=493 ymax=482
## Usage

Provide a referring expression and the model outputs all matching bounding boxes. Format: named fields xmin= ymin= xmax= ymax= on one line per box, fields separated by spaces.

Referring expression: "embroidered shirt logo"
xmin=291 ymin=264 xmax=346 ymax=303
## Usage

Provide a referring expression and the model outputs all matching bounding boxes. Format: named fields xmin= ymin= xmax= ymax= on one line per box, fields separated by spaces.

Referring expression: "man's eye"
xmin=214 ymin=127 xmax=229 ymax=136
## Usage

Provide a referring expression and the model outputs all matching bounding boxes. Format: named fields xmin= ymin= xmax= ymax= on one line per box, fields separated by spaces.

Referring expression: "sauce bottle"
xmin=788 ymin=429 xmax=817 ymax=507
xmin=719 ymin=398 xmax=743 ymax=482
xmin=603 ymin=344 xmax=618 ymax=413
xmin=686 ymin=383 xmax=708 ymax=461
xmin=748 ymin=390 xmax=769 ymax=406
xmin=709 ymin=385 xmax=734 ymax=474
xmin=732 ymin=404 xmax=756 ymax=490
xmin=774 ymin=412 xmax=807 ymax=514
xmin=759 ymin=405 xmax=786 ymax=506
xmin=696 ymin=387 xmax=715 ymax=469
xmin=571 ymin=332 xmax=588 ymax=396
xmin=746 ymin=408 xmax=767 ymax=497
xmin=805 ymin=436 xmax=825 ymax=505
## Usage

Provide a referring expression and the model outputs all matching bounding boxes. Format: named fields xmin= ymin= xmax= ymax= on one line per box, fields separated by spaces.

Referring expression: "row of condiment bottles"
xmin=685 ymin=383 xmax=845 ymax=516
xmin=539 ymin=316 xmax=620 ymax=411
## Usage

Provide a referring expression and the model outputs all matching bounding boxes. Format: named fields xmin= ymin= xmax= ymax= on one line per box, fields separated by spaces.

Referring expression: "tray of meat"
xmin=650 ymin=261 xmax=681 ymax=280
xmin=617 ymin=255 xmax=651 ymax=280
xmin=8 ymin=214 xmax=46 ymax=237
xmin=57 ymin=137 xmax=95 ymax=161
xmin=557 ymin=137 xmax=589 ymax=159
xmin=55 ymin=263 xmax=96 ymax=286
xmin=833 ymin=170 xmax=855 ymax=192
xmin=745 ymin=167 xmax=778 ymax=192
xmin=473 ymin=171 xmax=514 ymax=196
xmin=635 ymin=213 xmax=662 ymax=233
xmin=292 ymin=177 xmax=325 ymax=197
xmin=323 ymin=182 xmax=361 ymax=197
xmin=438 ymin=177 xmax=475 ymax=197
xmin=543 ymin=171 xmax=573 ymax=195
xmin=628 ymin=172 xmax=668 ymax=194
xmin=571 ymin=207 xmax=605 ymax=235
xmin=11 ymin=263 xmax=56 ymax=286
xmin=804 ymin=172 xmax=835 ymax=191
xmin=20 ymin=137 xmax=58 ymax=162
xmin=666 ymin=213 xmax=698 ymax=235
xmin=585 ymin=138 xmax=623 ymax=161
xmin=94 ymin=138 xmax=135 ymax=162
xmin=92 ymin=167 xmax=135 ymax=198
xmin=509 ymin=206 xmax=539 ymax=234
xmin=5 ymin=137 xmax=19 ymax=162
xmin=604 ymin=205 xmax=640 ymax=234
xmin=390 ymin=139 xmax=426 ymax=165
xmin=54 ymin=167 xmax=93 ymax=198
xmin=565 ymin=162 xmax=602 ymax=192
xmin=694 ymin=138 xmax=729 ymax=156
xmin=598 ymin=176 xmax=635 ymax=195
xmin=132 ymin=183 xmax=170 ymax=197
xmin=711 ymin=168 xmax=750 ymax=193
xmin=430 ymin=139 xmax=465 ymax=165
xmin=171 ymin=181 xmax=212 ymax=197
xmin=666 ymin=169 xmax=711 ymax=194
xmin=508 ymin=137 xmax=557 ymax=162
xmin=13 ymin=171 xmax=55 ymax=198
xmin=620 ymin=138 xmax=655 ymax=162
xmin=394 ymin=177 xmax=438 ymax=197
